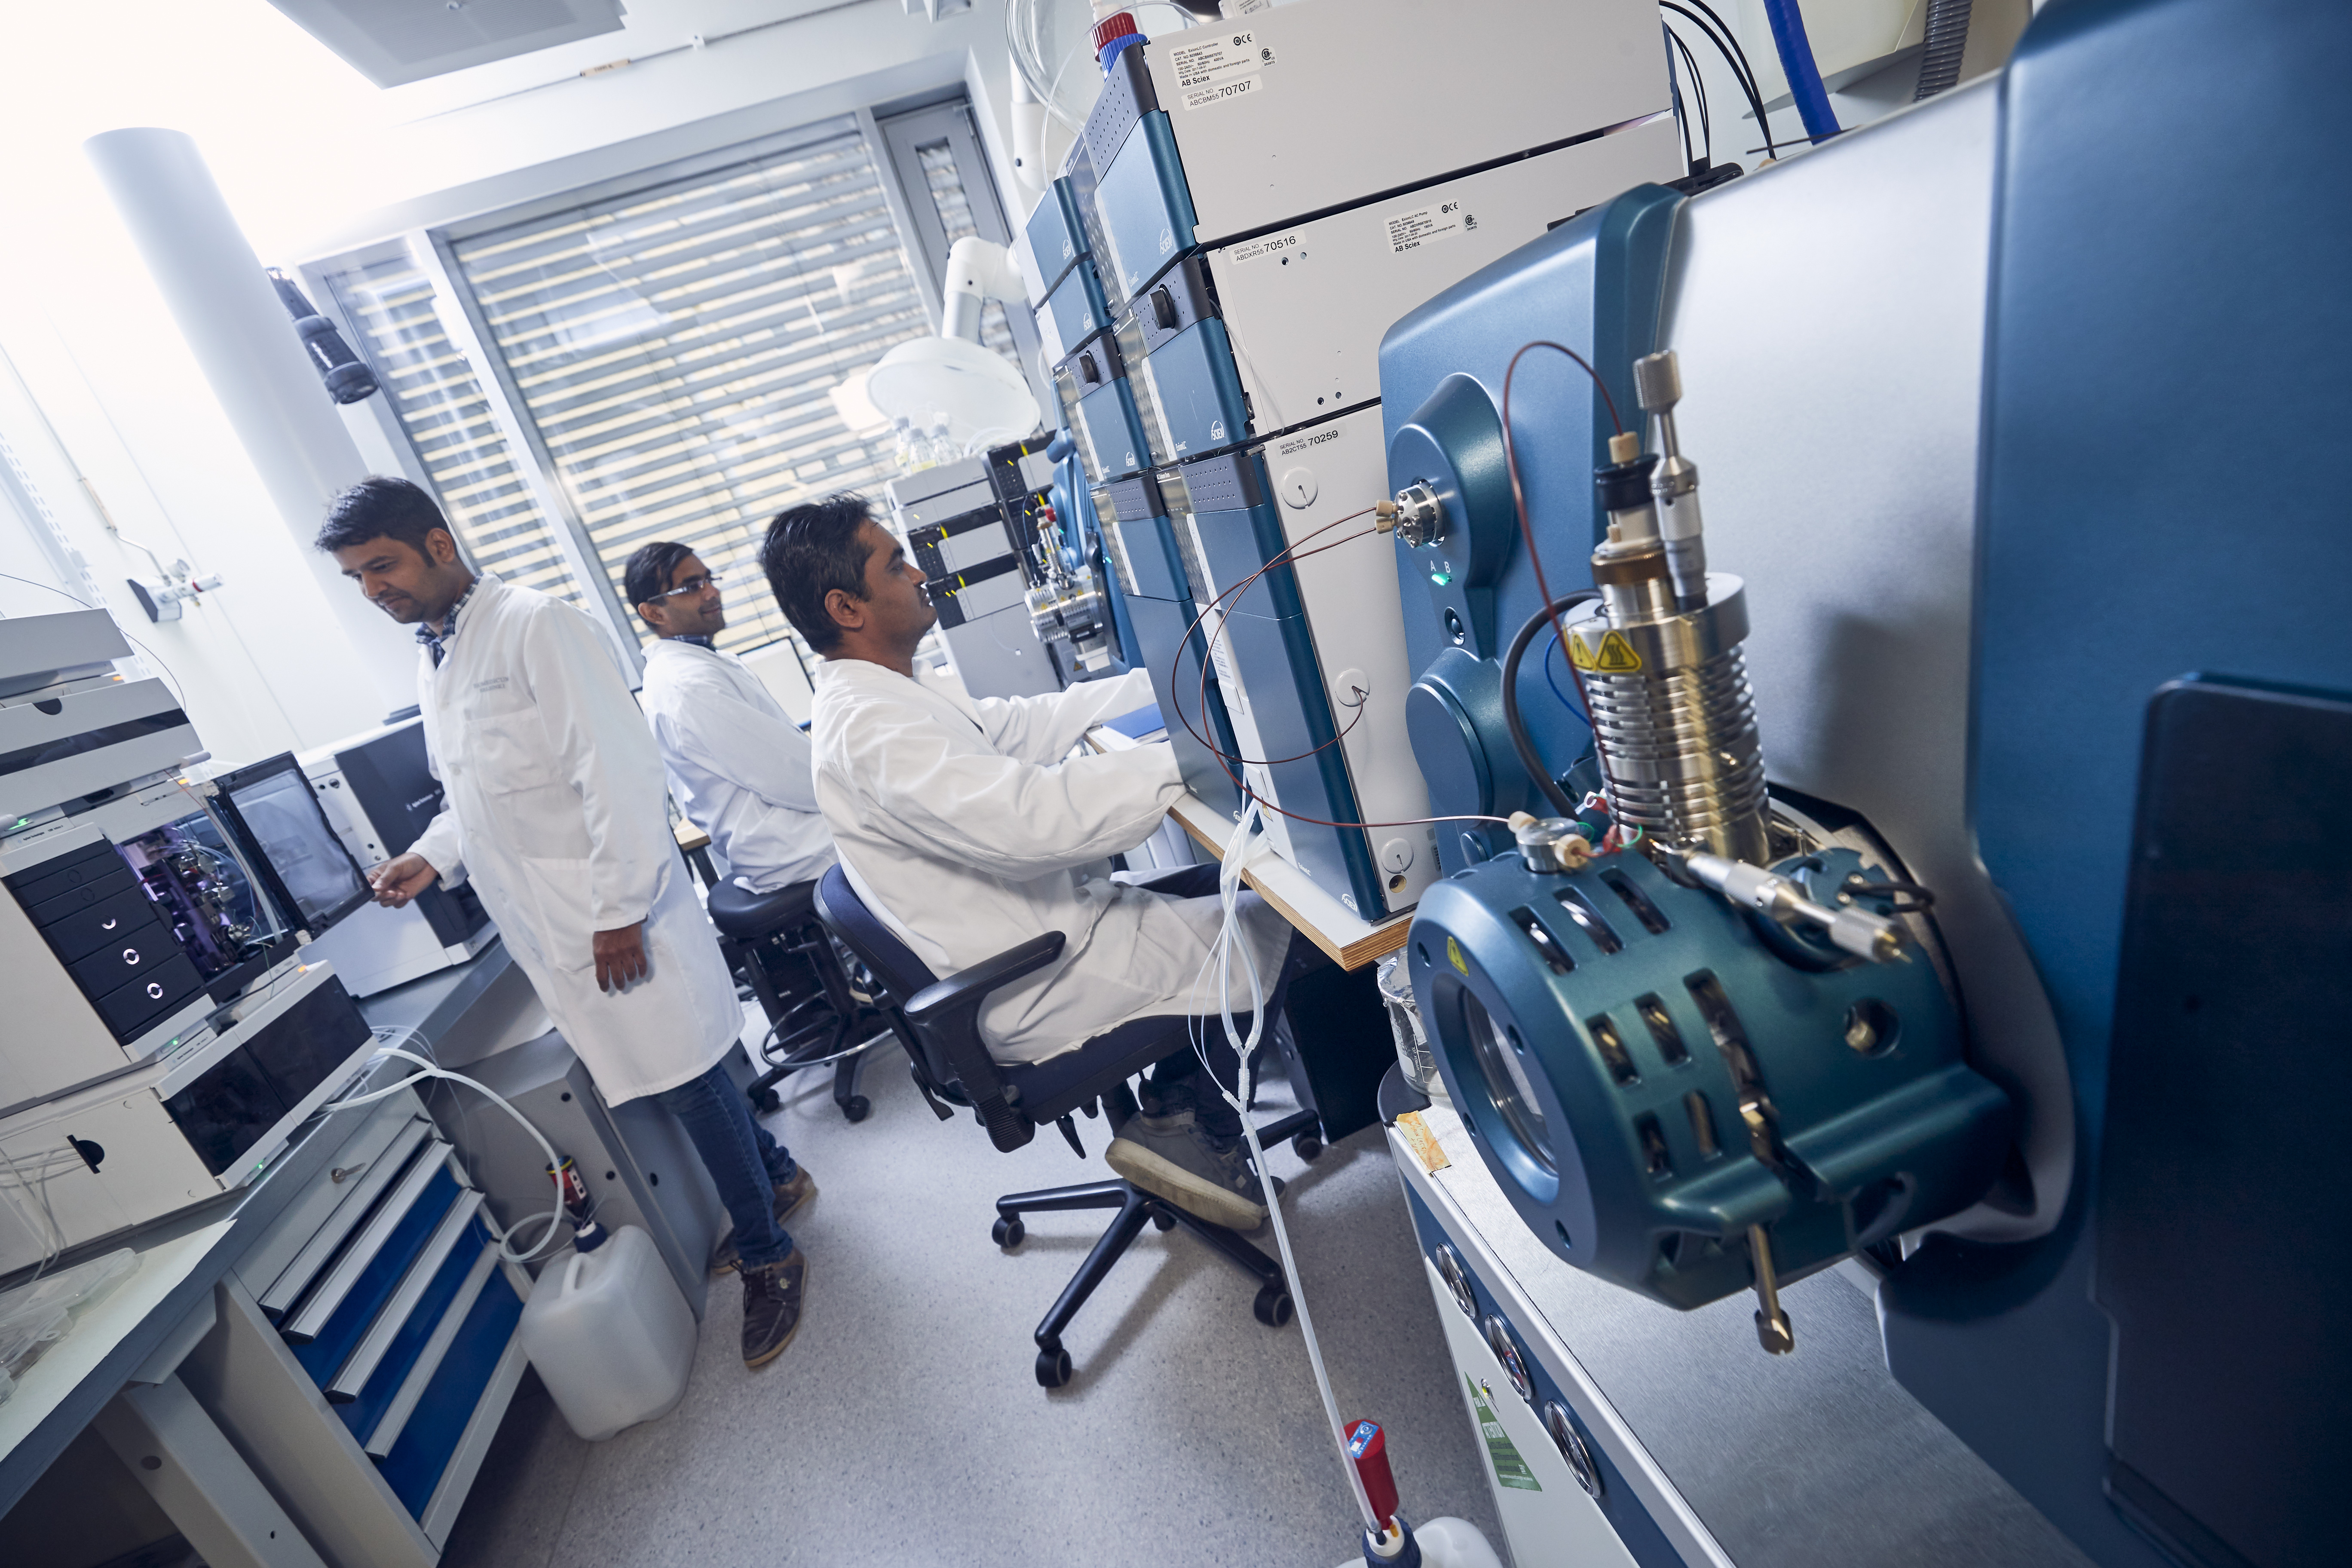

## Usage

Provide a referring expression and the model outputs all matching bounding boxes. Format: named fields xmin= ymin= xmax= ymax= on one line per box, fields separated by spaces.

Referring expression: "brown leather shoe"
xmin=774 ymin=1166 xmax=817 ymax=1223
xmin=742 ymin=1250 xmax=807 ymax=1368
xmin=709 ymin=1168 xmax=819 ymax=1275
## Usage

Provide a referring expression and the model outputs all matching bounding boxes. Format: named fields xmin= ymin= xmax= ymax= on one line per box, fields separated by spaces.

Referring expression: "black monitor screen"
xmin=217 ymin=756 xmax=371 ymax=937
xmin=245 ymin=977 xmax=372 ymax=1111
xmin=162 ymin=1046 xmax=289 ymax=1178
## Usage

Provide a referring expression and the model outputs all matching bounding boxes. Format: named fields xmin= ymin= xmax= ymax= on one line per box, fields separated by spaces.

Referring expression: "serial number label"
xmin=1172 ymin=31 xmax=1276 ymax=107
xmin=1275 ymin=426 xmax=1344 ymax=456
xmin=1227 ymin=231 xmax=1300 ymax=264
xmin=1384 ymin=199 xmax=1477 ymax=254
xmin=1183 ymin=74 xmax=1263 ymax=110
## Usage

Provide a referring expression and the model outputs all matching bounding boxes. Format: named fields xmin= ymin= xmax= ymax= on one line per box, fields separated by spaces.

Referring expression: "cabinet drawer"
xmin=259 ymin=1118 xmax=435 ymax=1320
xmin=4 ymin=834 xmax=120 ymax=896
xmin=23 ymin=865 xmax=141 ymax=926
xmin=13 ymin=853 xmax=138 ymax=913
xmin=376 ymin=1266 xmax=524 ymax=1521
xmin=92 ymin=952 xmax=206 ymax=1040
xmin=287 ymin=1152 xmax=459 ymax=1375
xmin=337 ymin=1220 xmax=495 ymax=1443
xmin=39 ymin=885 xmax=164 ymax=965
xmin=69 ymin=926 xmax=183 ymax=996
xmin=329 ymin=1192 xmax=485 ymax=1404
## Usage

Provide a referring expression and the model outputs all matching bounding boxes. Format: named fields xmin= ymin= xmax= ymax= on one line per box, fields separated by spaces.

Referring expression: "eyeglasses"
xmin=651 ymin=572 xmax=723 ymax=602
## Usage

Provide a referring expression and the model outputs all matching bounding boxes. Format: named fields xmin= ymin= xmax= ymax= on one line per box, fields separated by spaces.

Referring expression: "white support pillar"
xmin=83 ymin=128 xmax=417 ymax=718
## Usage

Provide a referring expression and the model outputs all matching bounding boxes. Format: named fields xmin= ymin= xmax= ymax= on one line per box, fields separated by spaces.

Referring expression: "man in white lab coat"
xmin=623 ymin=540 xmax=835 ymax=894
xmin=316 ymin=478 xmax=812 ymax=1369
xmin=764 ymin=494 xmax=1303 ymax=1231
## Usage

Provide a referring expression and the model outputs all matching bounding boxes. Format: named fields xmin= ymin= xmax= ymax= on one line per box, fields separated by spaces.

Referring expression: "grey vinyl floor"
xmin=438 ymin=1014 xmax=1507 ymax=1568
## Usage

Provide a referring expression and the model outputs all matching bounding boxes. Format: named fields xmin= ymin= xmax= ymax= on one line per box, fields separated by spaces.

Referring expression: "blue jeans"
xmin=654 ymin=1062 xmax=798 ymax=1272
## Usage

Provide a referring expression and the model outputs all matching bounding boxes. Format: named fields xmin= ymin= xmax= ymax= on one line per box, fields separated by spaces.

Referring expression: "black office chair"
xmin=814 ymin=864 xmax=1320 ymax=1387
xmin=706 ymin=877 xmax=906 ymax=1121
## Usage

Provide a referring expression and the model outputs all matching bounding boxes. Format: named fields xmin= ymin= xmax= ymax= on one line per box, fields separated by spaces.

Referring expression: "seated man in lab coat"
xmin=764 ymin=494 xmax=1304 ymax=1232
xmin=624 ymin=540 xmax=836 ymax=895
xmin=315 ymin=478 xmax=813 ymax=1370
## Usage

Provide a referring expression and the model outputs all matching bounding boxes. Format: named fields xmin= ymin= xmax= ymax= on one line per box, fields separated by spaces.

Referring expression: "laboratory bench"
xmin=1166 ymin=788 xmax=1412 ymax=971
xmin=0 ymin=941 xmax=566 ymax=1568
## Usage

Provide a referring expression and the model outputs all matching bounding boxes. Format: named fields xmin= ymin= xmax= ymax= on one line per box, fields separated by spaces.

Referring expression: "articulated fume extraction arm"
xmin=867 ymin=236 xmax=1044 ymax=454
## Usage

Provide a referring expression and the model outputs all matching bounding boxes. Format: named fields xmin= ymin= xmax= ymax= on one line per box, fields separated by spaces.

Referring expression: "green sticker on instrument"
xmin=1467 ymin=1375 xmax=1542 ymax=1491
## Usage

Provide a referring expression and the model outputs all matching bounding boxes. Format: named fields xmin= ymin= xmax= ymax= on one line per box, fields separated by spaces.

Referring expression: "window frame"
xmin=298 ymin=89 xmax=1032 ymax=686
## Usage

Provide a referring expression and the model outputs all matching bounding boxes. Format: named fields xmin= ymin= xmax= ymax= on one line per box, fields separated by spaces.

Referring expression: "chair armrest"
xmin=906 ymin=932 xmax=1067 ymax=1025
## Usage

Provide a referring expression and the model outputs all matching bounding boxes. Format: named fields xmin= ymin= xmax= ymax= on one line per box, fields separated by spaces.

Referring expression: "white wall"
xmin=0 ymin=0 xmax=1033 ymax=767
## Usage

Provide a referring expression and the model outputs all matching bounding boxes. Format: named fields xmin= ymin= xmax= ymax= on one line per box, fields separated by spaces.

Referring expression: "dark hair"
xmin=314 ymin=475 xmax=454 ymax=557
xmin=758 ymin=494 xmax=877 ymax=654
xmin=622 ymin=540 xmax=698 ymax=619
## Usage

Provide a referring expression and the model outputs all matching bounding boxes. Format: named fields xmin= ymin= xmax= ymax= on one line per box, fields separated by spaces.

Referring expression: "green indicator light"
xmin=1428 ymin=569 xmax=1453 ymax=587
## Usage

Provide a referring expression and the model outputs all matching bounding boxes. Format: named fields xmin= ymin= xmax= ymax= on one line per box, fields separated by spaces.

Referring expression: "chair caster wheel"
xmin=841 ymin=1096 xmax=870 ymax=1123
xmin=754 ymin=1089 xmax=781 ymax=1115
xmin=1149 ymin=1207 xmax=1177 ymax=1232
xmin=1253 ymin=1284 xmax=1295 ymax=1328
xmin=1035 ymin=1346 xmax=1073 ymax=1387
xmin=1292 ymin=1131 xmax=1323 ymax=1162
xmin=992 ymin=1216 xmax=1025 ymax=1249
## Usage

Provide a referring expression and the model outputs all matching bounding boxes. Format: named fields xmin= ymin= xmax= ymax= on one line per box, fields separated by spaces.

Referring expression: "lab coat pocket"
xmin=514 ymin=854 xmax=598 ymax=974
xmin=472 ymin=716 xmax=559 ymax=795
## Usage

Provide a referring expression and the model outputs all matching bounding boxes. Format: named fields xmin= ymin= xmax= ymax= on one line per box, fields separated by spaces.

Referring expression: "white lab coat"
xmin=809 ymin=658 xmax=1291 ymax=1065
xmin=639 ymin=638 xmax=836 ymax=894
xmin=408 ymin=575 xmax=741 ymax=1103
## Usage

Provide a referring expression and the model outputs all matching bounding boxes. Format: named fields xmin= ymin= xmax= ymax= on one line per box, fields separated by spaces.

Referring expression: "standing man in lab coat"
xmin=765 ymin=494 xmax=1304 ymax=1231
xmin=316 ymin=478 xmax=812 ymax=1369
xmin=624 ymin=540 xmax=835 ymax=894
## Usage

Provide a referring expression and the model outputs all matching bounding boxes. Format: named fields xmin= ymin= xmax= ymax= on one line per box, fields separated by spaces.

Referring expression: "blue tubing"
xmin=1760 ymin=0 xmax=1842 ymax=143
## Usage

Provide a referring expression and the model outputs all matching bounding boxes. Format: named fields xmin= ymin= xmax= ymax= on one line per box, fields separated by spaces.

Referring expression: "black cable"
xmin=1663 ymin=24 xmax=1695 ymax=171
xmin=1661 ymin=1 xmax=1779 ymax=162
xmin=1675 ymin=0 xmax=1771 ymax=109
xmin=1501 ymin=593 xmax=1601 ymax=821
xmin=1671 ymin=28 xmax=1712 ymax=164
xmin=1664 ymin=1 xmax=1771 ymax=160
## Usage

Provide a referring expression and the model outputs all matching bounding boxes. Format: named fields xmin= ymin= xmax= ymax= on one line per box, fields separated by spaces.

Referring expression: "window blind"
xmin=322 ymin=251 xmax=586 ymax=610
xmin=445 ymin=120 xmax=937 ymax=661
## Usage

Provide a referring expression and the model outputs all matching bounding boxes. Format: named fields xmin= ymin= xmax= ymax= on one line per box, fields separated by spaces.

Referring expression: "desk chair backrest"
xmin=815 ymin=865 xmax=1064 ymax=1151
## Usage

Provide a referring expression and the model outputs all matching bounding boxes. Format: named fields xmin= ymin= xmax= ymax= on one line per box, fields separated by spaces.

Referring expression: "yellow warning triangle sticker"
xmin=1594 ymin=631 xmax=1642 ymax=672
xmin=1568 ymin=631 xmax=1643 ymax=672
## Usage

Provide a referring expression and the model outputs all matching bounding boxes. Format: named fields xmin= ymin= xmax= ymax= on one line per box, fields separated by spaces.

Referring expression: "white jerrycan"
xmin=1330 ymin=1517 xmax=1506 ymax=1568
xmin=519 ymin=1225 xmax=697 ymax=1440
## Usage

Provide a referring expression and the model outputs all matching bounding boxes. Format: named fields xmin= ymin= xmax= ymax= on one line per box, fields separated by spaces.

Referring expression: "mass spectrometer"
xmin=1376 ymin=2 xmax=2352 ymax=1565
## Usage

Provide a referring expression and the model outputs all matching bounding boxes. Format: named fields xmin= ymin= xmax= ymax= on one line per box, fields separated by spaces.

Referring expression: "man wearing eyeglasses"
xmin=626 ymin=543 xmax=836 ymax=899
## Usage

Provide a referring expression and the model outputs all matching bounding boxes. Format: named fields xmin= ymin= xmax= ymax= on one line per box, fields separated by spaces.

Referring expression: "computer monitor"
xmin=211 ymin=753 xmax=372 ymax=939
